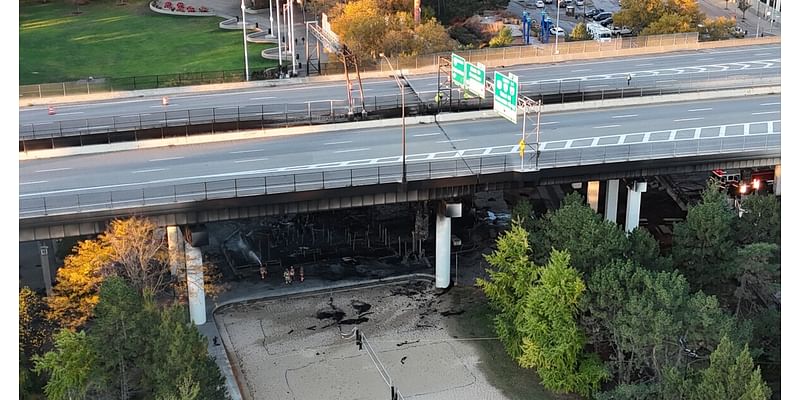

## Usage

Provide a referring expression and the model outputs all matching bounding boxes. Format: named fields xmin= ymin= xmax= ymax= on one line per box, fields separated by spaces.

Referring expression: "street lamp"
xmin=379 ymin=53 xmax=407 ymax=185
xmin=241 ymin=0 xmax=250 ymax=81
xmin=554 ymin=0 xmax=561 ymax=54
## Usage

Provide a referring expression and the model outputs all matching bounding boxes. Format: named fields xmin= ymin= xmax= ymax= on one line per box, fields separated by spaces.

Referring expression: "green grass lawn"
xmin=19 ymin=0 xmax=276 ymax=85
xmin=446 ymin=286 xmax=582 ymax=400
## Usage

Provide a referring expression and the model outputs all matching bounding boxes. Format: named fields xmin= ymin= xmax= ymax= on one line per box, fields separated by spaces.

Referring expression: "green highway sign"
xmin=451 ymin=53 xmax=466 ymax=88
xmin=466 ymin=62 xmax=486 ymax=98
xmin=493 ymin=71 xmax=518 ymax=124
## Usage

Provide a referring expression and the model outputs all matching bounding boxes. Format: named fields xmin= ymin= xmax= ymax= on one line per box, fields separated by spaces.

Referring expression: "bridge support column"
xmin=775 ymin=164 xmax=781 ymax=196
xmin=167 ymin=226 xmax=183 ymax=276
xmin=38 ymin=242 xmax=53 ymax=296
xmin=625 ymin=181 xmax=647 ymax=233
xmin=435 ymin=202 xmax=462 ymax=289
xmin=185 ymin=243 xmax=206 ymax=325
xmin=587 ymin=181 xmax=600 ymax=212
xmin=605 ymin=179 xmax=619 ymax=223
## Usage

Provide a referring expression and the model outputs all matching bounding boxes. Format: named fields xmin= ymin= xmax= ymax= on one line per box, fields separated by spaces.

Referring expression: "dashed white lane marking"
xmin=754 ymin=53 xmax=772 ymax=56
xmin=437 ymin=139 xmax=468 ymax=143
xmin=413 ymin=133 xmax=440 ymax=137
xmin=674 ymin=117 xmax=704 ymax=122
xmin=539 ymin=121 xmax=560 ymax=125
xmin=324 ymin=140 xmax=353 ymax=145
xmin=54 ymin=112 xmax=84 ymax=116
xmin=234 ymin=158 xmax=270 ymax=163
xmin=612 ymin=114 xmax=637 ymax=119
xmin=132 ymin=168 xmax=167 ymax=174
xmin=760 ymin=102 xmax=780 ymax=106
xmin=151 ymin=105 xmax=169 ymax=108
xmin=20 ymin=181 xmax=48 ymax=185
xmin=35 ymin=168 xmax=71 ymax=173
xmin=250 ymin=96 xmax=276 ymax=100
xmin=697 ymin=58 xmax=714 ymax=61
xmin=571 ymin=69 xmax=591 ymax=72
xmin=593 ymin=124 xmax=621 ymax=129
xmin=752 ymin=111 xmax=780 ymax=115
xmin=334 ymin=148 xmax=370 ymax=153
xmin=230 ymin=149 xmax=266 ymax=154
xmin=636 ymin=63 xmax=654 ymax=66
xmin=688 ymin=108 xmax=712 ymax=112
xmin=148 ymin=157 xmax=184 ymax=162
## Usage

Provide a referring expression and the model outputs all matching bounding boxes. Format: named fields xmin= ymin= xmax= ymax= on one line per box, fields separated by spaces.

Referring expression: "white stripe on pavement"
xmin=234 ymin=158 xmax=270 ymax=163
xmin=688 ymin=108 xmax=712 ymax=112
xmin=413 ymin=133 xmax=440 ymax=137
xmin=20 ymin=181 xmax=48 ymax=185
xmin=593 ymin=124 xmax=621 ymax=129
xmin=148 ymin=157 xmax=184 ymax=162
xmin=752 ymin=111 xmax=780 ymax=115
xmin=674 ymin=117 xmax=704 ymax=122
xmin=230 ymin=149 xmax=266 ymax=154
xmin=324 ymin=140 xmax=353 ymax=145
xmin=34 ymin=168 xmax=71 ymax=173
xmin=334 ymin=148 xmax=370 ymax=153
xmin=612 ymin=114 xmax=638 ymax=119
xmin=132 ymin=168 xmax=167 ymax=174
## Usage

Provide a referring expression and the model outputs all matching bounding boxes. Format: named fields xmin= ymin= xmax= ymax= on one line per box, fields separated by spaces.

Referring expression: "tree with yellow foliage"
xmin=47 ymin=239 xmax=112 ymax=330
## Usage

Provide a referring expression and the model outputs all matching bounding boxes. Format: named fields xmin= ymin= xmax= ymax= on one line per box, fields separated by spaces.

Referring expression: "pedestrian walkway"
xmin=150 ymin=0 xmax=329 ymax=76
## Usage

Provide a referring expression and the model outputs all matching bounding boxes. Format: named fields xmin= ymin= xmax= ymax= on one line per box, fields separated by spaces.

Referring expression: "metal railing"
xmin=19 ymin=67 xmax=280 ymax=99
xmin=18 ymin=69 xmax=780 ymax=151
xmin=19 ymin=132 xmax=780 ymax=218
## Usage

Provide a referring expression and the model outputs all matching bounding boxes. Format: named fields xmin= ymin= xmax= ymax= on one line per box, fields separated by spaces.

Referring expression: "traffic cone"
xmin=162 ymin=96 xmax=169 ymax=106
xmin=47 ymin=105 xmax=55 ymax=115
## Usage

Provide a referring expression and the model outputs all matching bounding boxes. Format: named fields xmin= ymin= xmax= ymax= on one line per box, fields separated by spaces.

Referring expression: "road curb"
xmin=19 ymin=86 xmax=780 ymax=161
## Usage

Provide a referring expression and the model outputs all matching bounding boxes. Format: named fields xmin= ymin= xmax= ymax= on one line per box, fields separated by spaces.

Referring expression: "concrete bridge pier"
xmin=605 ymin=179 xmax=620 ymax=223
xmin=587 ymin=181 xmax=600 ymax=212
xmin=167 ymin=226 xmax=206 ymax=325
xmin=435 ymin=202 xmax=462 ymax=289
xmin=625 ymin=181 xmax=648 ymax=233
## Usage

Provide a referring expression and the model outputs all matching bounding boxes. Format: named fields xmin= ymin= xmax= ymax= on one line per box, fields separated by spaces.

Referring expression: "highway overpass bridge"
xmin=20 ymin=93 xmax=781 ymax=241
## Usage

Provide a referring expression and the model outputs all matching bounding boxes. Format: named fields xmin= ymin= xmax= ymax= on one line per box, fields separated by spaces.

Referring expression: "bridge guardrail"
xmin=19 ymin=69 xmax=780 ymax=151
xmin=19 ymin=132 xmax=780 ymax=218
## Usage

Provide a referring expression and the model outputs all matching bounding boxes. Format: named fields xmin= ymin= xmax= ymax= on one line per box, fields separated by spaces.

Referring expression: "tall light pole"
xmin=276 ymin=0 xmax=283 ymax=72
xmin=241 ymin=0 xmax=250 ymax=81
xmin=554 ymin=1 xmax=561 ymax=54
xmin=380 ymin=53 xmax=406 ymax=185
xmin=269 ymin=0 xmax=274 ymax=36
xmin=290 ymin=0 xmax=296 ymax=76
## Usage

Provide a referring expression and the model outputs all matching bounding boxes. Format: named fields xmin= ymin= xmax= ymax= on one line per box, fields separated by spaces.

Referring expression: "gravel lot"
xmin=215 ymin=279 xmax=511 ymax=400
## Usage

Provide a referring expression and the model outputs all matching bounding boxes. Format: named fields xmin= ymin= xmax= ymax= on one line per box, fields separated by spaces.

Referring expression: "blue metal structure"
xmin=540 ymin=11 xmax=552 ymax=43
xmin=521 ymin=11 xmax=532 ymax=44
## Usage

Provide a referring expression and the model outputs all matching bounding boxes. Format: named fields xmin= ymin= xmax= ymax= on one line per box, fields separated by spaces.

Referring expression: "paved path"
xmin=197 ymin=0 xmax=328 ymax=74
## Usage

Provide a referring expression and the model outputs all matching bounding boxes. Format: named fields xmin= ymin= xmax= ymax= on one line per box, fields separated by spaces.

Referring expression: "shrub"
xmin=199 ymin=5 xmax=208 ymax=12
xmin=187 ymin=6 xmax=195 ymax=12
xmin=163 ymin=1 xmax=172 ymax=8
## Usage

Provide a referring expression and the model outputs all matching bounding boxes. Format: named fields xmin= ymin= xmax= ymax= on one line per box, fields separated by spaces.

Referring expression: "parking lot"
xmin=215 ymin=280 xmax=515 ymax=400
xmin=506 ymin=0 xmax=622 ymax=41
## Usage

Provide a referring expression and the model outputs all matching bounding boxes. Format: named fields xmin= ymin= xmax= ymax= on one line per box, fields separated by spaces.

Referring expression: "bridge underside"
xmin=19 ymin=152 xmax=780 ymax=241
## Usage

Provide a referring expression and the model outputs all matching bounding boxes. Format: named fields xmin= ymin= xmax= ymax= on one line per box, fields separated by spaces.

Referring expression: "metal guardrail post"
xmin=293 ymin=175 xmax=297 ymax=191
xmin=204 ymin=182 xmax=208 ymax=201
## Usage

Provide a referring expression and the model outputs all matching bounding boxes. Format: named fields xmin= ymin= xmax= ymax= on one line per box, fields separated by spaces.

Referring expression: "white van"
xmin=594 ymin=28 xmax=612 ymax=42
xmin=586 ymin=23 xmax=612 ymax=42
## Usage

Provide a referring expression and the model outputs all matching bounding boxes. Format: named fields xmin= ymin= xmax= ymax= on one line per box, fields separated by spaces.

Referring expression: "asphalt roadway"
xmin=19 ymin=95 xmax=780 ymax=202
xmin=19 ymin=45 xmax=780 ymax=133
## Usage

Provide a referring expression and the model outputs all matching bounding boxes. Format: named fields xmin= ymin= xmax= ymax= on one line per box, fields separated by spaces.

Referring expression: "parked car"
xmin=559 ymin=0 xmax=572 ymax=8
xmin=536 ymin=0 xmax=545 ymax=7
xmin=544 ymin=0 xmax=554 ymax=4
xmin=599 ymin=17 xmax=614 ymax=27
xmin=611 ymin=26 xmax=632 ymax=36
xmin=593 ymin=11 xmax=613 ymax=21
xmin=550 ymin=26 xmax=565 ymax=36
xmin=575 ymin=0 xmax=584 ymax=5
xmin=585 ymin=8 xmax=604 ymax=18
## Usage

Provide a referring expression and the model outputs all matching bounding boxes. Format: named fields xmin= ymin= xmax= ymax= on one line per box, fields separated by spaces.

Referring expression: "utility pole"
xmin=241 ymin=0 xmax=250 ymax=81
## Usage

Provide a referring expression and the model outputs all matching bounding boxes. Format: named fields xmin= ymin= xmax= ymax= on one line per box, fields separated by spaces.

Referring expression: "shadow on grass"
xmin=444 ymin=286 xmax=582 ymax=400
